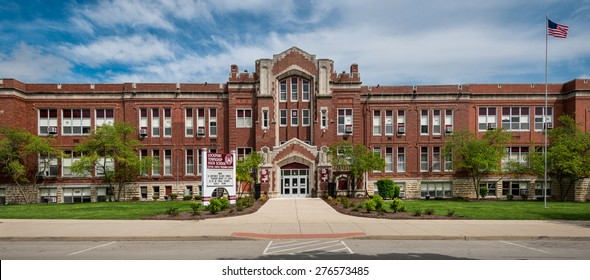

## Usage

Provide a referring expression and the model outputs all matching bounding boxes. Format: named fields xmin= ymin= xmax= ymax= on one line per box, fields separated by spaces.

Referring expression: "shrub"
xmin=340 ymin=197 xmax=351 ymax=209
xmin=207 ymin=198 xmax=223 ymax=214
xmin=413 ymin=209 xmax=423 ymax=216
xmin=393 ymin=184 xmax=401 ymax=199
xmin=352 ymin=203 xmax=363 ymax=212
xmin=424 ymin=208 xmax=435 ymax=215
xmin=362 ymin=199 xmax=377 ymax=213
xmin=259 ymin=194 xmax=269 ymax=202
xmin=169 ymin=193 xmax=179 ymax=200
xmin=183 ymin=195 xmax=193 ymax=201
xmin=447 ymin=208 xmax=456 ymax=217
xmin=390 ymin=198 xmax=404 ymax=213
xmin=220 ymin=197 xmax=231 ymax=210
xmin=479 ymin=186 xmax=488 ymax=199
xmin=152 ymin=195 xmax=160 ymax=200
xmin=166 ymin=207 xmax=180 ymax=216
xmin=194 ymin=194 xmax=203 ymax=201
xmin=376 ymin=179 xmax=396 ymax=199
xmin=371 ymin=195 xmax=385 ymax=211
xmin=189 ymin=202 xmax=201 ymax=215
xmin=507 ymin=194 xmax=514 ymax=201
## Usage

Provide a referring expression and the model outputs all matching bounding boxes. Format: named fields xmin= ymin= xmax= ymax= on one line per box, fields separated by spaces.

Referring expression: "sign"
xmin=202 ymin=150 xmax=237 ymax=205
xmin=321 ymin=168 xmax=329 ymax=182
xmin=261 ymin=169 xmax=269 ymax=183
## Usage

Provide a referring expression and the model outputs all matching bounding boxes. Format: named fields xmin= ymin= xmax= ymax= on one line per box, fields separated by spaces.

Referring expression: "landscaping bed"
xmin=142 ymin=196 xmax=267 ymax=220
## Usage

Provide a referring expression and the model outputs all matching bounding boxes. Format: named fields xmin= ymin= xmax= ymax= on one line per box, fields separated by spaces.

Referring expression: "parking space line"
xmin=67 ymin=241 xmax=117 ymax=256
xmin=499 ymin=241 xmax=552 ymax=254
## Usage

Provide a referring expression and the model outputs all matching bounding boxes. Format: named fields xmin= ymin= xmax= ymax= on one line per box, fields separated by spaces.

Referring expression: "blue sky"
xmin=1 ymin=0 xmax=589 ymax=86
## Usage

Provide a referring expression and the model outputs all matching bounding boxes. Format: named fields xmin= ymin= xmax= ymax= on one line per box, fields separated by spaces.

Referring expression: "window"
xmin=320 ymin=108 xmax=328 ymax=129
xmin=139 ymin=108 xmax=148 ymax=135
xmin=185 ymin=108 xmax=194 ymax=137
xmin=280 ymin=110 xmax=287 ymax=126
xmin=432 ymin=147 xmax=441 ymax=172
xmin=62 ymin=109 xmax=91 ymax=135
xmin=141 ymin=186 xmax=148 ymax=199
xmin=478 ymin=107 xmax=497 ymax=131
xmin=397 ymin=110 xmax=406 ymax=134
xmin=291 ymin=109 xmax=298 ymax=126
xmin=62 ymin=151 xmax=88 ymax=177
xmin=372 ymin=147 xmax=382 ymax=173
xmin=139 ymin=149 xmax=148 ymax=176
xmin=95 ymin=157 xmax=114 ymax=177
xmin=209 ymin=108 xmax=217 ymax=137
xmin=197 ymin=149 xmax=203 ymax=175
xmin=444 ymin=150 xmax=453 ymax=172
xmin=385 ymin=110 xmax=394 ymax=135
xmin=385 ymin=147 xmax=394 ymax=172
xmin=337 ymin=109 xmax=353 ymax=134
xmin=164 ymin=108 xmax=172 ymax=137
xmin=152 ymin=150 xmax=160 ymax=176
xmin=502 ymin=107 xmax=529 ymax=131
xmin=262 ymin=109 xmax=269 ymax=129
xmin=480 ymin=182 xmax=497 ymax=197
xmin=95 ymin=109 xmax=114 ymax=128
xmin=151 ymin=108 xmax=160 ymax=137
xmin=373 ymin=110 xmax=381 ymax=135
xmin=38 ymin=109 xmax=57 ymax=135
xmin=503 ymin=147 xmax=529 ymax=169
xmin=302 ymin=109 xmax=310 ymax=126
xmin=502 ymin=181 xmax=529 ymax=196
xmin=397 ymin=147 xmax=406 ymax=172
xmin=302 ymin=80 xmax=310 ymax=101
xmin=164 ymin=149 xmax=172 ymax=176
xmin=420 ymin=147 xmax=429 ymax=172
xmin=38 ymin=154 xmax=58 ymax=177
xmin=0 ymin=188 xmax=5 ymax=205
xmin=291 ymin=77 xmax=298 ymax=101
xmin=280 ymin=80 xmax=287 ymax=101
xmin=535 ymin=181 xmax=551 ymax=197
xmin=196 ymin=108 xmax=205 ymax=136
xmin=420 ymin=110 xmax=429 ymax=135
xmin=40 ymin=188 xmax=58 ymax=203
xmin=432 ymin=110 xmax=441 ymax=135
xmin=186 ymin=150 xmax=194 ymax=175
xmin=63 ymin=188 xmax=91 ymax=203
xmin=445 ymin=109 xmax=454 ymax=134
xmin=534 ymin=107 xmax=553 ymax=131
xmin=153 ymin=186 xmax=160 ymax=197
xmin=236 ymin=109 xmax=252 ymax=128
xmin=421 ymin=182 xmax=452 ymax=198
xmin=237 ymin=147 xmax=252 ymax=161
xmin=185 ymin=185 xmax=193 ymax=196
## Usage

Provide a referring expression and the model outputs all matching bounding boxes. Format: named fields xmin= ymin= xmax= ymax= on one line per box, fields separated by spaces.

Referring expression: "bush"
xmin=189 ymin=202 xmax=201 ymax=215
xmin=166 ymin=207 xmax=180 ymax=216
xmin=220 ymin=197 xmax=231 ymax=210
xmin=479 ymin=186 xmax=488 ymax=199
xmin=352 ymin=203 xmax=363 ymax=212
xmin=424 ymin=208 xmax=435 ymax=215
xmin=169 ymin=193 xmax=179 ymax=200
xmin=152 ymin=195 xmax=160 ymax=200
xmin=447 ymin=208 xmax=456 ymax=217
xmin=207 ymin=198 xmax=224 ymax=214
xmin=340 ymin=197 xmax=351 ymax=209
xmin=259 ymin=194 xmax=269 ymax=202
xmin=390 ymin=198 xmax=404 ymax=213
xmin=194 ymin=194 xmax=203 ymax=201
xmin=376 ymin=179 xmax=395 ymax=199
xmin=362 ymin=199 xmax=377 ymax=213
xmin=413 ymin=209 xmax=423 ymax=216
xmin=371 ymin=195 xmax=385 ymax=211
xmin=183 ymin=195 xmax=193 ymax=201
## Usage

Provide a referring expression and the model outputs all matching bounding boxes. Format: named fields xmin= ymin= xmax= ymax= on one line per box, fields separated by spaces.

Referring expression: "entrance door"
xmin=281 ymin=169 xmax=309 ymax=198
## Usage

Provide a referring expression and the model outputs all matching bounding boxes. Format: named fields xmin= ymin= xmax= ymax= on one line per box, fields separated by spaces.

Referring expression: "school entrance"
xmin=280 ymin=163 xmax=309 ymax=198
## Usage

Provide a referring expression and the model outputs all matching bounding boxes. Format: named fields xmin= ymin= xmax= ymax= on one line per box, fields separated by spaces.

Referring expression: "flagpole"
xmin=544 ymin=14 xmax=549 ymax=208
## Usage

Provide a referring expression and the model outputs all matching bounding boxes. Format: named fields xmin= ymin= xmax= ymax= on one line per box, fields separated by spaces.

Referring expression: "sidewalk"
xmin=1 ymin=198 xmax=590 ymax=241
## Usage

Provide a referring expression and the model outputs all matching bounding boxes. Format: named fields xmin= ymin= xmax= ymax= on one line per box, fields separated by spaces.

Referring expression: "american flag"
xmin=547 ymin=18 xmax=569 ymax=38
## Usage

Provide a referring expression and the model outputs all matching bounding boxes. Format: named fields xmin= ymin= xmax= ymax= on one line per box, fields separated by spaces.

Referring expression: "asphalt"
xmin=1 ymin=198 xmax=590 ymax=241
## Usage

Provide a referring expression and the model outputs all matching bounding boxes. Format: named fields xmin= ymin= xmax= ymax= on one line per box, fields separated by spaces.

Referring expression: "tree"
xmin=444 ymin=128 xmax=512 ymax=199
xmin=0 ymin=127 xmax=61 ymax=204
xmin=70 ymin=122 xmax=151 ymax=202
xmin=236 ymin=152 xmax=263 ymax=198
xmin=529 ymin=115 xmax=590 ymax=201
xmin=328 ymin=141 xmax=385 ymax=197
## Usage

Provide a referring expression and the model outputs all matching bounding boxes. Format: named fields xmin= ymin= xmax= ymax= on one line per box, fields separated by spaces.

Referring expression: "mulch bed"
xmin=141 ymin=199 xmax=266 ymax=220
xmin=325 ymin=197 xmax=464 ymax=220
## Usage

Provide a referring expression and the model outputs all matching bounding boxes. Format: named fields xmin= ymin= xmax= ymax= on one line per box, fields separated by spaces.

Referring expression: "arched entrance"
xmin=281 ymin=162 xmax=309 ymax=198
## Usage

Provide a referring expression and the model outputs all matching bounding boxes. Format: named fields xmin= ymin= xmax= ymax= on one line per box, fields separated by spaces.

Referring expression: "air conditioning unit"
xmin=545 ymin=123 xmax=553 ymax=130
xmin=487 ymin=123 xmax=497 ymax=130
xmin=344 ymin=125 xmax=353 ymax=134
xmin=397 ymin=126 xmax=406 ymax=135
xmin=139 ymin=128 xmax=148 ymax=137
xmin=48 ymin=126 xmax=58 ymax=135
xmin=197 ymin=127 xmax=206 ymax=136
xmin=445 ymin=125 xmax=453 ymax=134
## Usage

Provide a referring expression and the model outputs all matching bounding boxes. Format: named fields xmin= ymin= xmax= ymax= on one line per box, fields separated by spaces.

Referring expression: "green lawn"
xmin=398 ymin=200 xmax=590 ymax=220
xmin=0 ymin=201 xmax=200 ymax=220
xmin=0 ymin=200 xmax=589 ymax=220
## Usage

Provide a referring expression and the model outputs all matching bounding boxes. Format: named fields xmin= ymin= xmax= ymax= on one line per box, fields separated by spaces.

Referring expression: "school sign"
xmin=201 ymin=149 xmax=237 ymax=205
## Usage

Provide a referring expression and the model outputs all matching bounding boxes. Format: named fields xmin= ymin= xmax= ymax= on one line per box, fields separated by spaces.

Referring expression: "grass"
xmin=398 ymin=200 xmax=590 ymax=220
xmin=1 ymin=200 xmax=589 ymax=220
xmin=0 ymin=201 xmax=202 ymax=220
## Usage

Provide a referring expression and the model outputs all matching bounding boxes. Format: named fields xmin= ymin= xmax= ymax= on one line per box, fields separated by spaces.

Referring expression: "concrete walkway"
xmin=1 ymin=198 xmax=590 ymax=241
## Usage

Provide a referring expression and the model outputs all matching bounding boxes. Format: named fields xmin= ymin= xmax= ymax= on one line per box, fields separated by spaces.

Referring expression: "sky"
xmin=1 ymin=0 xmax=589 ymax=86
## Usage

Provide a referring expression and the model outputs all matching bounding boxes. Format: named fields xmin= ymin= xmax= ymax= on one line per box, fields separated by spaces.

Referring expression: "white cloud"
xmin=0 ymin=43 xmax=72 ymax=82
xmin=64 ymin=35 xmax=174 ymax=67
